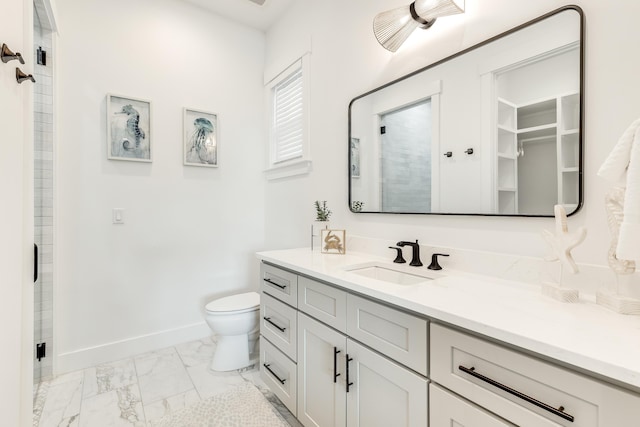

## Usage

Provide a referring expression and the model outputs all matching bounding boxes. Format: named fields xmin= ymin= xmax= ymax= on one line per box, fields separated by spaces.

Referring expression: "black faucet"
xmin=396 ymin=240 xmax=423 ymax=267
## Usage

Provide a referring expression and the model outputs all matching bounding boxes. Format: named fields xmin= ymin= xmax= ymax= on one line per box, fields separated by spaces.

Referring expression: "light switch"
xmin=112 ymin=208 xmax=125 ymax=224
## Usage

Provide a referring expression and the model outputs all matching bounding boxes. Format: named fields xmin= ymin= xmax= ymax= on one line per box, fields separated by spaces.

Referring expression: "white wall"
xmin=264 ymin=0 xmax=640 ymax=266
xmin=55 ymin=0 xmax=266 ymax=371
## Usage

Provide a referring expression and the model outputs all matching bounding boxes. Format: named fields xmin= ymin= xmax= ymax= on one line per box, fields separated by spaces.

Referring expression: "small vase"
xmin=311 ymin=221 xmax=330 ymax=250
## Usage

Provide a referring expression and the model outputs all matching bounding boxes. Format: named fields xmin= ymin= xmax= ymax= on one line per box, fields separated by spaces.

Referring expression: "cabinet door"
xmin=346 ymin=339 xmax=427 ymax=427
xmin=430 ymin=383 xmax=515 ymax=427
xmin=297 ymin=313 xmax=347 ymax=427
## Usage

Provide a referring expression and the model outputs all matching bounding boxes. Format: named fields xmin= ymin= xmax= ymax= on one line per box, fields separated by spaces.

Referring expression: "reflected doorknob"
xmin=16 ymin=68 xmax=35 ymax=84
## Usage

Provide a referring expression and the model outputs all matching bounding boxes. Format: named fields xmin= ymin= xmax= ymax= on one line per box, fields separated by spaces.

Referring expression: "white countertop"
xmin=256 ymin=248 xmax=640 ymax=392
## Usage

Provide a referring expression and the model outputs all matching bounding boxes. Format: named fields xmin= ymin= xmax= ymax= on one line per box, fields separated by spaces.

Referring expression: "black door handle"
xmin=34 ymin=243 xmax=38 ymax=283
xmin=333 ymin=347 xmax=341 ymax=383
xmin=346 ymin=354 xmax=354 ymax=392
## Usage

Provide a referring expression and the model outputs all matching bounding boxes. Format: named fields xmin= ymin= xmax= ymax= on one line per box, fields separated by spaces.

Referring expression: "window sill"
xmin=264 ymin=159 xmax=312 ymax=180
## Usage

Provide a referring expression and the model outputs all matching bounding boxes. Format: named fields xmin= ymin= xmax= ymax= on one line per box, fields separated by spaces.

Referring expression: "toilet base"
xmin=210 ymin=333 xmax=251 ymax=372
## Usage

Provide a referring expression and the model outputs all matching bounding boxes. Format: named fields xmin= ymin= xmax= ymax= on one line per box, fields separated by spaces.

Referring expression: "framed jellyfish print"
xmin=183 ymin=108 xmax=219 ymax=167
xmin=107 ymin=94 xmax=152 ymax=162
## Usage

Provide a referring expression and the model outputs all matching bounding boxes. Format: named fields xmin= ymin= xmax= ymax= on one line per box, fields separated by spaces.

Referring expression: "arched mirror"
xmin=349 ymin=6 xmax=583 ymax=216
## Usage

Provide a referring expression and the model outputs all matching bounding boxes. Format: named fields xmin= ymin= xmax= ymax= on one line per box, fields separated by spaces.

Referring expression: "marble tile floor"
xmin=33 ymin=337 xmax=302 ymax=427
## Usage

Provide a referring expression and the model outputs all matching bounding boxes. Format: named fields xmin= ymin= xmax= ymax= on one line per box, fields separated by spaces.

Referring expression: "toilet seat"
xmin=205 ymin=291 xmax=260 ymax=314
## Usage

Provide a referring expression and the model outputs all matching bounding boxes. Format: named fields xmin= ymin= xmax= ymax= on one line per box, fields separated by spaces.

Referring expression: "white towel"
xmin=598 ymin=118 xmax=640 ymax=260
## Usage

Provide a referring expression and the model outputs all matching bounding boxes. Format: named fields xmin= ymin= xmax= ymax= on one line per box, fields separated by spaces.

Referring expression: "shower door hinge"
xmin=36 ymin=342 xmax=46 ymax=361
xmin=37 ymin=47 xmax=47 ymax=66
xmin=380 ymin=126 xmax=386 ymax=134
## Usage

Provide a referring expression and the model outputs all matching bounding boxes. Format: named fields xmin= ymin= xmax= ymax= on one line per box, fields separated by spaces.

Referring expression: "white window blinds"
xmin=272 ymin=63 xmax=304 ymax=163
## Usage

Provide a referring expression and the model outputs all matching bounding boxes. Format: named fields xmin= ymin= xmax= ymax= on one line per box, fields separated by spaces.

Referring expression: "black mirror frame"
xmin=348 ymin=5 xmax=584 ymax=217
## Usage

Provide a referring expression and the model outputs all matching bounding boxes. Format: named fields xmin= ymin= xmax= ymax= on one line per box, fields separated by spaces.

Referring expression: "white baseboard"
xmin=55 ymin=321 xmax=210 ymax=374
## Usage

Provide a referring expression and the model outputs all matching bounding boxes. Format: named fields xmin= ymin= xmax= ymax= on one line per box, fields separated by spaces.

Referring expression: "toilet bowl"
xmin=204 ymin=291 xmax=260 ymax=371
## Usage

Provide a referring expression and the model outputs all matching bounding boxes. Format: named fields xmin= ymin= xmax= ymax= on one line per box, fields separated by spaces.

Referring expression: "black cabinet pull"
xmin=263 ymin=278 xmax=286 ymax=289
xmin=458 ymin=365 xmax=574 ymax=422
xmin=34 ymin=243 xmax=38 ymax=283
xmin=263 ymin=317 xmax=286 ymax=332
xmin=346 ymin=354 xmax=354 ymax=392
xmin=333 ymin=347 xmax=341 ymax=383
xmin=263 ymin=363 xmax=286 ymax=385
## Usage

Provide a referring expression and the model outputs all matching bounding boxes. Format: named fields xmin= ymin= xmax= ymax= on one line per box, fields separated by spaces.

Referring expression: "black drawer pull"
xmin=264 ymin=278 xmax=287 ymax=289
xmin=333 ymin=347 xmax=341 ymax=383
xmin=263 ymin=316 xmax=286 ymax=332
xmin=458 ymin=365 xmax=574 ymax=422
xmin=263 ymin=363 xmax=286 ymax=385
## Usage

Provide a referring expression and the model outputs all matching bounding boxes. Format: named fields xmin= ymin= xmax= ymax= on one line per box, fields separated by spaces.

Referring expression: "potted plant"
xmin=351 ymin=201 xmax=364 ymax=213
xmin=314 ymin=200 xmax=332 ymax=221
xmin=312 ymin=201 xmax=332 ymax=246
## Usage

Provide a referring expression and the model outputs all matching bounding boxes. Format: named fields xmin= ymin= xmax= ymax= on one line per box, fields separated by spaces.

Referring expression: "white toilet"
xmin=204 ymin=291 xmax=260 ymax=371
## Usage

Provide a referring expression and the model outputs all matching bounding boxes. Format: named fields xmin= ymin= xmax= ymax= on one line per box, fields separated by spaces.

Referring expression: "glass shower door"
xmin=33 ymin=1 xmax=55 ymax=384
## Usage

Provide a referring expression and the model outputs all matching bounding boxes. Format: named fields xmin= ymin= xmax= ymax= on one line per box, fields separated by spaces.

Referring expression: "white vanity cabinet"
xmin=296 ymin=278 xmax=428 ymax=427
xmin=430 ymin=323 xmax=640 ymax=426
xmin=259 ymin=262 xmax=429 ymax=427
xmin=259 ymin=258 xmax=640 ymax=427
xmin=297 ymin=313 xmax=428 ymax=427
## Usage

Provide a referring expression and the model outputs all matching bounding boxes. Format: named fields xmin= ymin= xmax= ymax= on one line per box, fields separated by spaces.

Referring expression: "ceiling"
xmin=181 ymin=0 xmax=296 ymax=31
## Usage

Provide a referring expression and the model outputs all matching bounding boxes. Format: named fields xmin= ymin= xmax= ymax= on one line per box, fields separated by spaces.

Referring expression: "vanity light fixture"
xmin=373 ymin=0 xmax=465 ymax=52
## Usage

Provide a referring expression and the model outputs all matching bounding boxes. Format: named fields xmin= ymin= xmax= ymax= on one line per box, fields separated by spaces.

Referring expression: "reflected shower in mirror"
xmin=349 ymin=6 xmax=583 ymax=217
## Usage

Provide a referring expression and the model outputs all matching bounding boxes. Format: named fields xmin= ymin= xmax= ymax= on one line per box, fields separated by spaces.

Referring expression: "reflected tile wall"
xmin=34 ymin=20 xmax=55 ymax=383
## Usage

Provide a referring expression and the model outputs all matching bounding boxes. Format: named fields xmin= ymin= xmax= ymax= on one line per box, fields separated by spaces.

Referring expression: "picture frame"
xmin=107 ymin=94 xmax=151 ymax=162
xmin=321 ymin=229 xmax=346 ymax=254
xmin=184 ymin=108 xmax=219 ymax=167
xmin=350 ymin=137 xmax=360 ymax=178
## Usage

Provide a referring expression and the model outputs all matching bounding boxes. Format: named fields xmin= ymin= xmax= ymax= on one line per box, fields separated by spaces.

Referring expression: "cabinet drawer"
xmin=346 ymin=294 xmax=427 ymax=376
xmin=261 ymin=292 xmax=297 ymax=360
xmin=261 ymin=263 xmax=298 ymax=307
xmin=430 ymin=383 xmax=514 ymax=426
xmin=260 ymin=336 xmax=297 ymax=416
xmin=298 ymin=276 xmax=347 ymax=332
xmin=430 ymin=323 xmax=640 ymax=426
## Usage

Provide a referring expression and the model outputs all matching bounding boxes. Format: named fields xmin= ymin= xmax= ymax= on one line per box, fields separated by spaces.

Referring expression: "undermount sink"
xmin=345 ymin=263 xmax=435 ymax=285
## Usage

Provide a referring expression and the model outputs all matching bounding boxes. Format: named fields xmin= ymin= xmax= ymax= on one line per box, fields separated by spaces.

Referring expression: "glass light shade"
xmin=373 ymin=0 xmax=465 ymax=52
xmin=413 ymin=0 xmax=464 ymax=21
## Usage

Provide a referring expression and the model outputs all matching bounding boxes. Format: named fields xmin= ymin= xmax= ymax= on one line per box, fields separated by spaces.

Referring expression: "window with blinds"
xmin=272 ymin=64 xmax=304 ymax=163
xmin=264 ymin=55 xmax=311 ymax=179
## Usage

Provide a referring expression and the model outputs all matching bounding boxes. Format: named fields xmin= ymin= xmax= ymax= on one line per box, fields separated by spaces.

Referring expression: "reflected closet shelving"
xmin=495 ymin=93 xmax=579 ymax=214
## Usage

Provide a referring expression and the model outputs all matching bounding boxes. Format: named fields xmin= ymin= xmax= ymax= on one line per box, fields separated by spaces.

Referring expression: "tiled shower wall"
xmin=33 ymin=18 xmax=54 ymax=383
